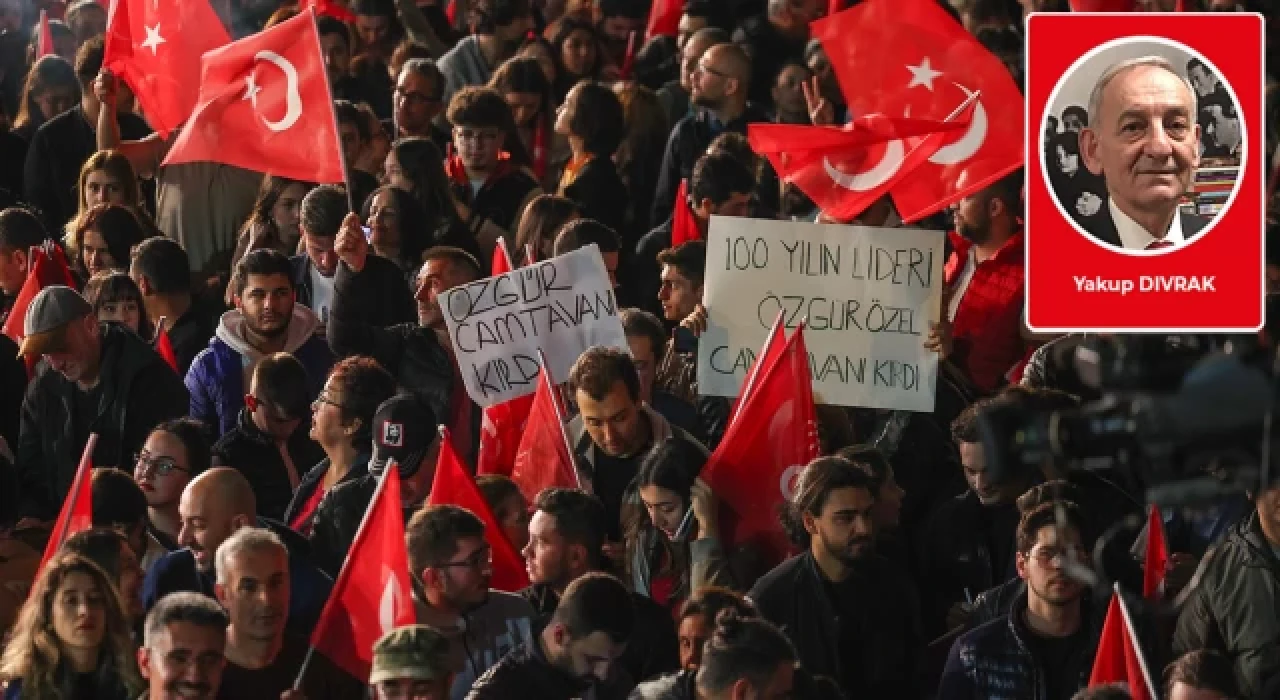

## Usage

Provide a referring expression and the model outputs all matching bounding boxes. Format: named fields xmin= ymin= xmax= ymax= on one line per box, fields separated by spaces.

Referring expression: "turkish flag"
xmin=670 ymin=180 xmax=701 ymax=246
xmin=1142 ymin=505 xmax=1168 ymax=600
xmin=154 ymin=326 xmax=179 ymax=374
xmin=729 ymin=310 xmax=785 ymax=421
xmin=163 ymin=11 xmax=344 ymax=183
xmin=36 ymin=11 xmax=54 ymax=58
xmin=428 ymin=428 xmax=531 ymax=592
xmin=311 ymin=467 xmax=416 ymax=681
xmin=1088 ymin=593 xmax=1156 ymax=700
xmin=103 ymin=0 xmax=229 ymax=138
xmin=748 ymin=114 xmax=968 ymax=222
xmin=1069 ymin=0 xmax=1136 ymax=9
xmin=811 ymin=0 xmax=1023 ymax=222
xmin=476 ymin=243 xmax=536 ymax=477
xmin=37 ymin=435 xmax=97 ymax=576
xmin=3 ymin=244 xmax=78 ymax=376
xmin=646 ymin=0 xmax=681 ymax=38
xmin=702 ymin=325 xmax=820 ymax=569
xmin=510 ymin=364 xmax=578 ymax=503
xmin=299 ymin=0 xmax=357 ymax=23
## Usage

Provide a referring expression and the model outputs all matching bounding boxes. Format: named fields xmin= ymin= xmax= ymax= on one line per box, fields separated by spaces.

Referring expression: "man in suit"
xmin=1079 ymin=55 xmax=1209 ymax=251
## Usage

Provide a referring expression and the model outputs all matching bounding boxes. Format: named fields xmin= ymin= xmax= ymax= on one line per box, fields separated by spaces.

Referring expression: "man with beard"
xmin=139 ymin=592 xmax=230 ymax=700
xmin=468 ymin=572 xmax=635 ymax=699
xmin=186 ymin=249 xmax=334 ymax=439
xmin=331 ymin=217 xmax=481 ymax=462
xmin=521 ymin=488 xmax=680 ymax=684
xmin=748 ymin=457 xmax=921 ymax=698
xmin=437 ymin=0 xmax=535 ymax=127
xmin=938 ymin=503 xmax=1097 ymax=700
xmin=925 ymin=170 xmax=1030 ymax=395
xmin=212 ymin=528 xmax=361 ymax=699
xmin=407 ymin=504 xmax=538 ymax=699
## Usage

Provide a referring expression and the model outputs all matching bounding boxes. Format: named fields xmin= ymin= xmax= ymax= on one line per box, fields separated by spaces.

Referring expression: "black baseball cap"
xmin=370 ymin=393 xmax=439 ymax=478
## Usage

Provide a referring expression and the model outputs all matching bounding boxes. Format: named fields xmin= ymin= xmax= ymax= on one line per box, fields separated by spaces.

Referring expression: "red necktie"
xmin=1146 ymin=240 xmax=1175 ymax=250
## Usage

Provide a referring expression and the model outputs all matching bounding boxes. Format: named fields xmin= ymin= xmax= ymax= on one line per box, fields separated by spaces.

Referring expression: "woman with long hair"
xmin=383 ymin=138 xmax=464 ymax=235
xmin=229 ymin=174 xmax=313 ymax=272
xmin=67 ymin=204 xmax=150 ymax=285
xmin=513 ymin=194 xmax=579 ymax=265
xmin=517 ymin=36 xmax=559 ymax=87
xmin=489 ymin=57 xmax=565 ymax=191
xmin=613 ymin=82 xmax=669 ymax=233
xmin=362 ymin=184 xmax=481 ymax=285
xmin=82 ymin=271 xmax=151 ymax=338
xmin=0 ymin=552 xmax=143 ymax=700
xmin=624 ymin=438 xmax=733 ymax=614
xmin=555 ymin=79 xmax=628 ymax=235
xmin=63 ymin=151 xmax=158 ymax=249
xmin=549 ymin=18 xmax=603 ymax=102
xmin=61 ymin=528 xmax=146 ymax=626
xmin=12 ymin=55 xmax=79 ymax=140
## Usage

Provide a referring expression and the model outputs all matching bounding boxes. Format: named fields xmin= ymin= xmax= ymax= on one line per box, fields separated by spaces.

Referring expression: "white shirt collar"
xmin=1110 ymin=198 xmax=1185 ymax=251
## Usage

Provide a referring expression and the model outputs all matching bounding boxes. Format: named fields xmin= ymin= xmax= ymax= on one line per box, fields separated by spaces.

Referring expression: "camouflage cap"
xmin=369 ymin=625 xmax=453 ymax=685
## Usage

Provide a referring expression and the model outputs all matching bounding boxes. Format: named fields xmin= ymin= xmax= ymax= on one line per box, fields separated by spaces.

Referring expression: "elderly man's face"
xmin=1081 ymin=65 xmax=1200 ymax=217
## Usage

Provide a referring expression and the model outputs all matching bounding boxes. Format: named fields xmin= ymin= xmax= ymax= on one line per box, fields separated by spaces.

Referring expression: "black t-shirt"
xmin=1022 ymin=617 xmax=1090 ymax=700
xmin=593 ymin=448 xmax=643 ymax=542
xmin=216 ymin=633 xmax=364 ymax=700
xmin=821 ymin=574 xmax=866 ymax=694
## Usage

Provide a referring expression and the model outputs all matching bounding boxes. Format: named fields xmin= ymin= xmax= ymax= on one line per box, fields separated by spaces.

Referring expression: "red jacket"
xmin=944 ymin=231 xmax=1027 ymax=393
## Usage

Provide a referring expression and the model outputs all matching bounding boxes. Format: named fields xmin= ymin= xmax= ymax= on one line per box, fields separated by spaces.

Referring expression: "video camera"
xmin=976 ymin=333 xmax=1278 ymax=506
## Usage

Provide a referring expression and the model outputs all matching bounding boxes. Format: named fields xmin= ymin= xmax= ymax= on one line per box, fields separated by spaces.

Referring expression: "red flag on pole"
xmin=510 ymin=359 xmax=578 ymax=503
xmin=619 ymin=31 xmax=637 ymax=80
xmin=670 ymin=180 xmax=701 ymax=246
xmin=811 ymin=0 xmax=1024 ymax=222
xmin=748 ymin=113 xmax=970 ymax=222
xmin=154 ymin=325 xmax=179 ymax=373
xmin=1142 ymin=505 xmax=1168 ymax=600
xmin=310 ymin=467 xmax=416 ymax=681
xmin=646 ymin=0 xmax=681 ymax=39
xmin=1089 ymin=589 xmax=1157 ymax=700
xmin=3 ymin=245 xmax=77 ymax=345
xmin=729 ymin=311 xmax=785 ymax=421
xmin=477 ymin=242 xmax=536 ymax=477
xmin=36 ymin=11 xmax=55 ymax=58
xmin=701 ymin=325 xmax=820 ymax=569
xmin=298 ymin=0 xmax=357 ymax=23
xmin=428 ymin=427 xmax=531 ymax=592
xmin=37 ymin=434 xmax=98 ymax=576
xmin=103 ymin=0 xmax=230 ymax=138
xmin=163 ymin=11 xmax=344 ymax=183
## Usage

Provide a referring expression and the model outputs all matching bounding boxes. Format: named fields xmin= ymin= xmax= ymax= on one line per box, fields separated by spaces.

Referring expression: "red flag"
xmin=828 ymin=0 xmax=844 ymax=16
xmin=670 ymin=180 xmax=701 ymax=246
xmin=702 ymin=326 xmax=820 ymax=569
xmin=103 ymin=0 xmax=231 ymax=138
xmin=1142 ymin=505 xmax=1168 ymax=600
xmin=811 ymin=0 xmax=1024 ymax=222
xmin=1089 ymin=592 xmax=1156 ymax=700
xmin=37 ymin=435 xmax=98 ymax=575
xmin=428 ymin=427 xmax=531 ymax=592
xmin=510 ymin=363 xmax=578 ymax=504
xmin=1069 ymin=0 xmax=1136 ymax=9
xmin=646 ymin=0 xmax=681 ymax=38
xmin=729 ymin=310 xmax=785 ymax=421
xmin=619 ymin=31 xmax=637 ymax=80
xmin=299 ymin=0 xmax=357 ymax=23
xmin=36 ymin=11 xmax=54 ymax=58
xmin=154 ymin=325 xmax=179 ymax=373
xmin=2 ymin=245 xmax=77 ymax=346
xmin=749 ymin=114 xmax=969 ymax=222
xmin=163 ymin=12 xmax=344 ymax=183
xmin=477 ymin=243 xmax=536 ymax=477
xmin=311 ymin=467 xmax=416 ymax=680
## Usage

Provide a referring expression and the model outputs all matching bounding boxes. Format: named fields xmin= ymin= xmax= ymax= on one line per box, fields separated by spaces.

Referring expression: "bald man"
xmin=142 ymin=468 xmax=334 ymax=637
xmin=1078 ymin=56 xmax=1209 ymax=251
xmin=651 ymin=42 xmax=778 ymax=229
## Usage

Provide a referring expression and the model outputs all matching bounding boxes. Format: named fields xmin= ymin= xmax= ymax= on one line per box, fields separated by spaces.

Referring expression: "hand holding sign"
xmin=335 ymin=212 xmax=368 ymax=273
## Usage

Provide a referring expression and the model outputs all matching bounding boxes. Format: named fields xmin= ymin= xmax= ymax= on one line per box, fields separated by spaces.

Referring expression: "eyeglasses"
xmin=313 ymin=392 xmax=346 ymax=410
xmin=453 ymin=128 xmax=502 ymax=144
xmin=134 ymin=451 xmax=189 ymax=477
xmin=394 ymin=87 xmax=441 ymax=107
xmin=439 ymin=545 xmax=492 ymax=571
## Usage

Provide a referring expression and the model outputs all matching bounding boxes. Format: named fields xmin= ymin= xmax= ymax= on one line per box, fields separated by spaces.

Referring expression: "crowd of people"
xmin=0 ymin=0 xmax=1278 ymax=698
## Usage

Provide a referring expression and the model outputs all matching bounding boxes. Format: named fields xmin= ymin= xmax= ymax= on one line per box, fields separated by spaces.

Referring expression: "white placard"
xmin=441 ymin=244 xmax=628 ymax=408
xmin=698 ymin=217 xmax=945 ymax=412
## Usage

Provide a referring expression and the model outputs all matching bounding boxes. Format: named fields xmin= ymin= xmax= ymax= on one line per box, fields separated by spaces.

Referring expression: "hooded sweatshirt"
xmin=414 ymin=588 xmax=537 ymax=700
xmin=185 ymin=304 xmax=335 ymax=438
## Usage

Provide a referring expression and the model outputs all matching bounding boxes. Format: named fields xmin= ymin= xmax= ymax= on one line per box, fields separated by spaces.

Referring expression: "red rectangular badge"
xmin=1025 ymin=12 xmax=1264 ymax=333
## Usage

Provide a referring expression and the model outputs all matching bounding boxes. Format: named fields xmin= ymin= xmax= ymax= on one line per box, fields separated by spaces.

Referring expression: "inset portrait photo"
xmin=1041 ymin=37 xmax=1245 ymax=254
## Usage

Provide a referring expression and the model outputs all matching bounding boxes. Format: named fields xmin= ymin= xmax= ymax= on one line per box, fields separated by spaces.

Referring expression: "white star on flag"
xmin=906 ymin=57 xmax=943 ymax=91
xmin=243 ymin=73 xmax=261 ymax=106
xmin=140 ymin=23 xmax=166 ymax=55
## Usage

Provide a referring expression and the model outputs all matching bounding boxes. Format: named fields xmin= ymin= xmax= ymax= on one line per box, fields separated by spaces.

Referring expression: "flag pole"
xmin=524 ymin=244 xmax=537 ymax=266
xmin=498 ymin=237 xmax=516 ymax=270
xmin=293 ymin=458 xmax=399 ymax=691
xmin=1112 ymin=582 xmax=1159 ymax=699
xmin=306 ymin=7 xmax=357 ymax=213
xmin=536 ymin=348 xmax=581 ymax=490
xmin=732 ymin=310 xmax=784 ymax=422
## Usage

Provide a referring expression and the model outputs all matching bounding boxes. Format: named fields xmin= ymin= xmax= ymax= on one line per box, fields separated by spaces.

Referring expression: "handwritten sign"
xmin=441 ymin=244 xmax=629 ymax=408
xmin=698 ymin=217 xmax=944 ymax=412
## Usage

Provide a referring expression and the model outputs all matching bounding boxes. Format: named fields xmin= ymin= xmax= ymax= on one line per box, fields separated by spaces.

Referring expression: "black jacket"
xmin=211 ymin=408 xmax=325 ymax=521
xmin=450 ymin=163 xmax=541 ymax=236
xmin=1083 ymin=199 xmax=1210 ymax=249
xmin=164 ymin=296 xmax=223 ymax=377
xmin=308 ymin=472 xmax=378 ymax=578
xmin=521 ymin=582 xmax=680 ymax=686
xmin=748 ymin=550 xmax=922 ymax=698
xmin=563 ymin=157 xmax=630 ymax=237
xmin=282 ymin=453 xmax=370 ymax=536
xmin=650 ymin=104 xmax=779 ymax=229
xmin=632 ymin=218 xmax=672 ymax=319
xmin=466 ymin=631 xmax=633 ymax=700
xmin=22 ymin=105 xmax=151 ymax=231
xmin=13 ymin=324 xmax=188 ymax=521
xmin=290 ymin=252 xmax=414 ymax=328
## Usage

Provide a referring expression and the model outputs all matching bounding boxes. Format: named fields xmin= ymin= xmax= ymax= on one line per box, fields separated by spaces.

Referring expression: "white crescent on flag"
xmin=249 ymin=50 xmax=304 ymax=132
xmin=823 ymin=139 xmax=906 ymax=192
xmin=379 ymin=574 xmax=402 ymax=634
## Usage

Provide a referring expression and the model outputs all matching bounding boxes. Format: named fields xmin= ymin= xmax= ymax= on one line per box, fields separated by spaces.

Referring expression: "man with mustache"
xmin=186 ymin=249 xmax=334 ymax=439
xmin=939 ymin=502 xmax=1098 ymax=700
xmin=1079 ymin=56 xmax=1209 ymax=251
xmin=138 ymin=592 xmax=230 ymax=700
xmin=749 ymin=457 xmax=921 ymax=698
xmin=212 ymin=528 xmax=361 ymax=700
